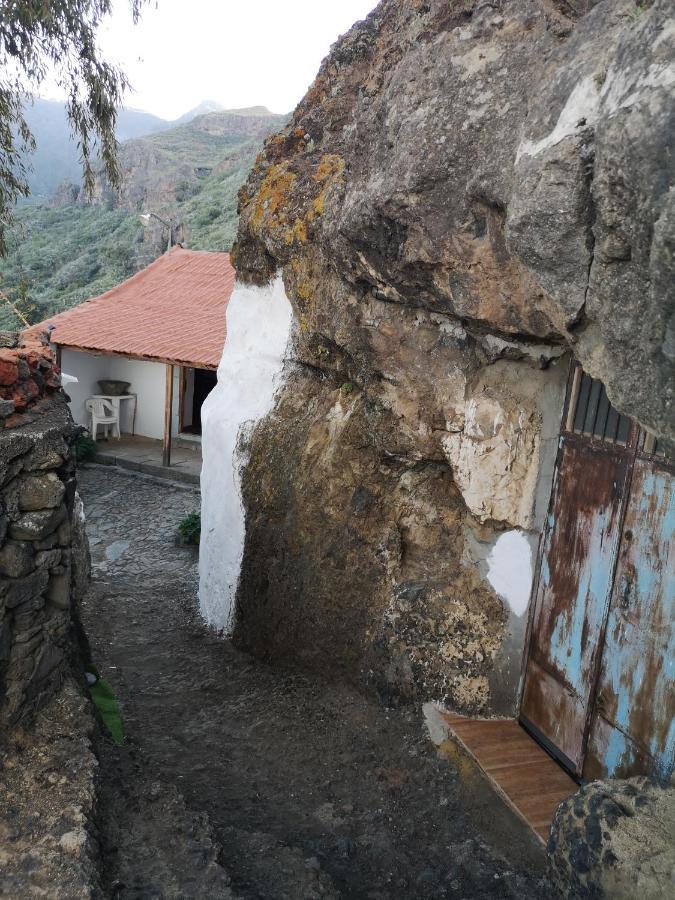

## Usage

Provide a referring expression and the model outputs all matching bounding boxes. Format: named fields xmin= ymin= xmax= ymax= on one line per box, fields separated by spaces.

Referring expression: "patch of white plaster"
xmin=517 ymin=51 xmax=675 ymax=162
xmin=198 ymin=275 xmax=293 ymax=633
xmin=486 ymin=530 xmax=533 ymax=617
xmin=516 ymin=76 xmax=600 ymax=162
xmin=479 ymin=333 xmax=566 ymax=363
xmin=74 ymin=491 xmax=86 ymax=524
xmin=442 ymin=386 xmax=542 ymax=529
xmin=422 ymin=701 xmax=450 ymax=747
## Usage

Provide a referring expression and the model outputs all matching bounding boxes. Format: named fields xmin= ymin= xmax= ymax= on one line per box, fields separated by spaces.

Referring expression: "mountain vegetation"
xmin=0 ymin=107 xmax=285 ymax=328
xmin=18 ymin=99 xmax=174 ymax=203
xmin=0 ymin=0 xmax=148 ymax=255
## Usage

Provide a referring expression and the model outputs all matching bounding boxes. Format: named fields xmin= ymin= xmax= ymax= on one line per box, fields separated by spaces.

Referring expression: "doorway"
xmin=179 ymin=367 xmax=218 ymax=436
xmin=520 ymin=365 xmax=674 ymax=782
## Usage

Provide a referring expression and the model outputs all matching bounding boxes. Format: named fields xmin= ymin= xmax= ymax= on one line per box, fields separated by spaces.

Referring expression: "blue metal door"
xmin=584 ymin=455 xmax=674 ymax=781
xmin=521 ymin=367 xmax=674 ymax=782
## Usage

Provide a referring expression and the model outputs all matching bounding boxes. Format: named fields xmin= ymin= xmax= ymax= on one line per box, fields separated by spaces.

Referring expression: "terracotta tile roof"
xmin=33 ymin=247 xmax=235 ymax=369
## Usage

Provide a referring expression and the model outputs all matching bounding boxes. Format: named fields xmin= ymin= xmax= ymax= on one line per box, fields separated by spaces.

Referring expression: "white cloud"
xmin=88 ymin=0 xmax=378 ymax=120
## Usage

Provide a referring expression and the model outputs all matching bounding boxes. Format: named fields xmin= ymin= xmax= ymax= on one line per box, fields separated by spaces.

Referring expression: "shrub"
xmin=178 ymin=511 xmax=201 ymax=545
xmin=74 ymin=431 xmax=97 ymax=462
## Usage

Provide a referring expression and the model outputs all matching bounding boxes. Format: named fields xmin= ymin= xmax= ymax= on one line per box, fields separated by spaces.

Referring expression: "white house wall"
xmin=61 ymin=349 xmax=167 ymax=440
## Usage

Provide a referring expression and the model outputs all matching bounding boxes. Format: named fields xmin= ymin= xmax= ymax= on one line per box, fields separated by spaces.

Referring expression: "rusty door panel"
xmin=520 ymin=659 xmax=588 ymax=767
xmin=520 ymin=439 xmax=631 ymax=774
xmin=585 ymin=460 xmax=675 ymax=781
xmin=583 ymin=710 xmax=656 ymax=782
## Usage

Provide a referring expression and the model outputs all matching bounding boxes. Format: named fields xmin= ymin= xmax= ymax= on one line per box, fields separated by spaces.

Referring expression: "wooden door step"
xmin=439 ymin=712 xmax=578 ymax=844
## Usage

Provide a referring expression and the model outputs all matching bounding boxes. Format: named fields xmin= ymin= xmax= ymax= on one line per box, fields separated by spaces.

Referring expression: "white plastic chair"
xmin=85 ymin=398 xmax=120 ymax=441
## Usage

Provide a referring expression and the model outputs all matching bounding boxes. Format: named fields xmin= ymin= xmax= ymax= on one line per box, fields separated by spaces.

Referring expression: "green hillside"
xmin=19 ymin=98 xmax=173 ymax=204
xmin=0 ymin=110 xmax=284 ymax=329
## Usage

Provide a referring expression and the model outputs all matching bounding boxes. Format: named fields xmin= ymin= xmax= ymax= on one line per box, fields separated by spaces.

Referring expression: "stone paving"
xmin=77 ymin=463 xmax=552 ymax=900
xmin=81 ymin=463 xmax=199 ymax=587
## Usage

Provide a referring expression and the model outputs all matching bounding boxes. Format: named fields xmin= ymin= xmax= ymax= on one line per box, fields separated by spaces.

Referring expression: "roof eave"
xmin=56 ymin=342 xmax=220 ymax=371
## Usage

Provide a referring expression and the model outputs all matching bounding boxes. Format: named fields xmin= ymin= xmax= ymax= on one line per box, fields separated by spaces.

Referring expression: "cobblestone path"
xmin=78 ymin=465 xmax=551 ymax=900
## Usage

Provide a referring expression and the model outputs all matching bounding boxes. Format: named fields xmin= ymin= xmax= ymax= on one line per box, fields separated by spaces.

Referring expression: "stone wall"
xmin=0 ymin=331 xmax=87 ymax=728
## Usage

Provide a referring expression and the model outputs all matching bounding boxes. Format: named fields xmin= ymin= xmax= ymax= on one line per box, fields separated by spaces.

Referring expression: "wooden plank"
xmin=441 ymin=713 xmax=577 ymax=845
xmin=163 ymin=364 xmax=174 ymax=467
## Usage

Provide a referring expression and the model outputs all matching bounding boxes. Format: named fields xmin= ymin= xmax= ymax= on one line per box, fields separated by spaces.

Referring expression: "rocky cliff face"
xmin=225 ymin=0 xmax=674 ymax=711
xmin=85 ymin=110 xmax=287 ymax=215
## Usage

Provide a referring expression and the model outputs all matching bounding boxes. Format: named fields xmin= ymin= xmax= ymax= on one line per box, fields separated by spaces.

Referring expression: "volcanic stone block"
xmin=0 ymin=540 xmax=35 ymax=578
xmin=18 ymin=473 xmax=66 ymax=511
xmin=549 ymin=777 xmax=675 ymax=899
xmin=4 ymin=567 xmax=50 ymax=609
xmin=46 ymin=573 xmax=70 ymax=611
xmin=9 ymin=503 xmax=67 ymax=540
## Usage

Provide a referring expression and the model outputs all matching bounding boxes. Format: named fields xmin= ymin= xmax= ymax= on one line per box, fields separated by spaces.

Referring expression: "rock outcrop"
xmin=84 ymin=110 xmax=287 ymax=215
xmin=548 ymin=777 xmax=675 ymax=899
xmin=222 ymin=0 xmax=674 ymax=709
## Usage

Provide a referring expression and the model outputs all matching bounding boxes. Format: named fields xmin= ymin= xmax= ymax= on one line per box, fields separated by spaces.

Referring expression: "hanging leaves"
xmin=0 ymin=0 xmax=148 ymax=255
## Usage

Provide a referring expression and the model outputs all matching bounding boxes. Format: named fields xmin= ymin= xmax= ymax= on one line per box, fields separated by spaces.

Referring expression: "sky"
xmin=73 ymin=0 xmax=379 ymax=120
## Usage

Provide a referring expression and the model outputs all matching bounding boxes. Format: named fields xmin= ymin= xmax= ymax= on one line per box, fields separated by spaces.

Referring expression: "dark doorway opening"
xmin=180 ymin=367 xmax=217 ymax=436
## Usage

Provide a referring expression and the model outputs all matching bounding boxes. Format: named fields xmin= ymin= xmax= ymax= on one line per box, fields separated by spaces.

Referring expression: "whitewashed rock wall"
xmin=198 ymin=276 xmax=293 ymax=632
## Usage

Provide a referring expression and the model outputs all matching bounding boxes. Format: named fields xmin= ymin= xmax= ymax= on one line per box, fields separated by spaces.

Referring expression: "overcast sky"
xmin=79 ymin=0 xmax=378 ymax=120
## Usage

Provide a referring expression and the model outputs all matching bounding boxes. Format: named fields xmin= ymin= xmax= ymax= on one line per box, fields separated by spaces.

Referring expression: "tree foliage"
xmin=0 ymin=0 xmax=146 ymax=254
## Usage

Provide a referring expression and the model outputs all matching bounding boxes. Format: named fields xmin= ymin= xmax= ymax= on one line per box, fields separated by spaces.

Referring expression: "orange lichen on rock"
xmin=299 ymin=73 xmax=329 ymax=113
xmin=284 ymin=218 xmax=308 ymax=246
xmin=0 ymin=332 xmax=63 ymax=423
xmin=307 ymin=154 xmax=346 ymax=224
xmin=248 ymin=164 xmax=297 ymax=231
xmin=313 ymin=154 xmax=345 ymax=183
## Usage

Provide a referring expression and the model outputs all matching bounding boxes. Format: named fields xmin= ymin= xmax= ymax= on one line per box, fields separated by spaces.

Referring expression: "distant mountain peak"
xmin=173 ymin=100 xmax=226 ymax=125
xmin=222 ymin=105 xmax=274 ymax=117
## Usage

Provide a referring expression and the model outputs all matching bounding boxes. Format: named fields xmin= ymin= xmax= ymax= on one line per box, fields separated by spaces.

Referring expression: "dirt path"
xmin=78 ymin=465 xmax=552 ymax=899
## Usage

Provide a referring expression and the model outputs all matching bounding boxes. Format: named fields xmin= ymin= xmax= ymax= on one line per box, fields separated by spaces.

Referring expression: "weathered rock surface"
xmin=225 ymin=0 xmax=674 ymax=709
xmin=548 ymin=777 xmax=675 ymax=899
xmin=235 ymin=0 xmax=673 ymax=439
xmin=0 ymin=679 xmax=102 ymax=898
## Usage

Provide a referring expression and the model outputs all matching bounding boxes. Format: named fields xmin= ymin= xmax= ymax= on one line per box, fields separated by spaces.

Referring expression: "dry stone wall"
xmin=0 ymin=331 xmax=87 ymax=728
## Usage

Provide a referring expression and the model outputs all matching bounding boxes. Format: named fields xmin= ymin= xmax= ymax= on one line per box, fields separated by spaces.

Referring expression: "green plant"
xmin=85 ymin=663 xmax=123 ymax=744
xmin=178 ymin=511 xmax=201 ymax=545
xmin=74 ymin=432 xmax=97 ymax=462
xmin=340 ymin=382 xmax=355 ymax=394
xmin=627 ymin=1 xmax=647 ymax=19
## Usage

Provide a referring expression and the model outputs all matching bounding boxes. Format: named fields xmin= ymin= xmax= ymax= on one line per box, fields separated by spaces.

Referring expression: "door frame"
xmin=516 ymin=362 xmax=647 ymax=777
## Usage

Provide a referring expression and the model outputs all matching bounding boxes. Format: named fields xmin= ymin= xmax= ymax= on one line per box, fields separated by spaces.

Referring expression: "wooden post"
xmin=177 ymin=365 xmax=186 ymax=435
xmin=163 ymin=364 xmax=174 ymax=467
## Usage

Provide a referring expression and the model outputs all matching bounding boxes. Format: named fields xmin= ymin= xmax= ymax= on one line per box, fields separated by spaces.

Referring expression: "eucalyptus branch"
xmin=0 ymin=0 xmax=148 ymax=255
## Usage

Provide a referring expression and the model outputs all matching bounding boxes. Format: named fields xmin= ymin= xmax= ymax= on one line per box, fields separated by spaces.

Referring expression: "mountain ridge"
xmin=20 ymin=98 xmax=278 ymax=203
xmin=0 ymin=107 xmax=287 ymax=327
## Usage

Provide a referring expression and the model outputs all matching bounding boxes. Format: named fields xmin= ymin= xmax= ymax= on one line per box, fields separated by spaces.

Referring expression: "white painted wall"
xmin=486 ymin=530 xmax=534 ymax=618
xmin=61 ymin=349 xmax=167 ymax=439
xmin=199 ymin=275 xmax=293 ymax=633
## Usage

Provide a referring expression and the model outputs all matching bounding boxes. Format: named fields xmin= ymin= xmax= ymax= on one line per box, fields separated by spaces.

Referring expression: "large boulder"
xmin=548 ymin=777 xmax=675 ymax=899
xmin=219 ymin=0 xmax=675 ymax=702
xmin=234 ymin=0 xmax=673 ymax=442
